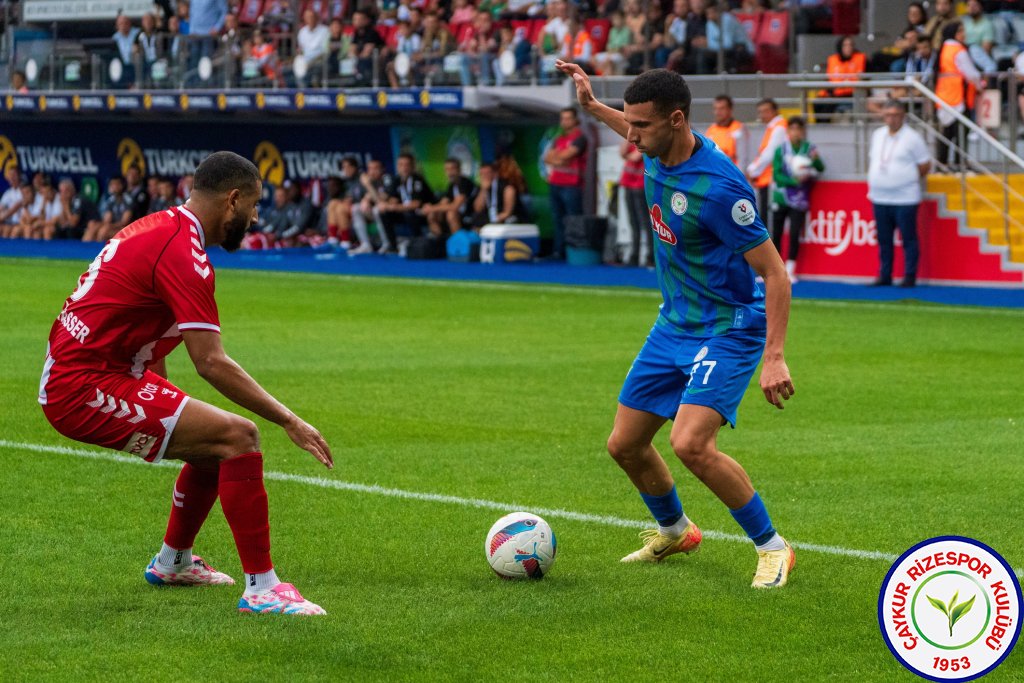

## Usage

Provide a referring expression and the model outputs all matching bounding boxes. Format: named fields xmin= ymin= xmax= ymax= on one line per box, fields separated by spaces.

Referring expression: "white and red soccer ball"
xmin=485 ymin=512 xmax=556 ymax=579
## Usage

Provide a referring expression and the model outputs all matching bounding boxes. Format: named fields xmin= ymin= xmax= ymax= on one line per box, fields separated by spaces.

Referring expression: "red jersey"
xmin=42 ymin=206 xmax=219 ymax=395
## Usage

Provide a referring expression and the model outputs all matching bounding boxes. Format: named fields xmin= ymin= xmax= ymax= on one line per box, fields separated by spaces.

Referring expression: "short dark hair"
xmin=714 ymin=94 xmax=733 ymax=108
xmin=397 ymin=152 xmax=415 ymax=164
xmin=193 ymin=151 xmax=260 ymax=196
xmin=560 ymin=107 xmax=579 ymax=120
xmin=883 ymin=99 xmax=908 ymax=112
xmin=942 ymin=20 xmax=961 ymax=42
xmin=787 ymin=116 xmax=806 ymax=128
xmin=623 ymin=69 xmax=691 ymax=119
xmin=757 ymin=98 xmax=778 ymax=111
xmin=444 ymin=157 xmax=461 ymax=166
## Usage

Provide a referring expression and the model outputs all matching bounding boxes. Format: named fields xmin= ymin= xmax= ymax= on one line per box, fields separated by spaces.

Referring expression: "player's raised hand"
xmin=760 ymin=359 xmax=795 ymax=410
xmin=556 ymin=60 xmax=594 ymax=109
xmin=284 ymin=417 xmax=334 ymax=469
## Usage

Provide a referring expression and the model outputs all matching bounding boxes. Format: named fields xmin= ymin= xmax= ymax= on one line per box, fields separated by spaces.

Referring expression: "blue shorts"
xmin=618 ymin=323 xmax=766 ymax=427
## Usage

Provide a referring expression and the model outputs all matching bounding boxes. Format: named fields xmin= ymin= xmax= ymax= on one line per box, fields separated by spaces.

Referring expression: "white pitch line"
xmin=2 ymin=439 xmax=1020 ymax=574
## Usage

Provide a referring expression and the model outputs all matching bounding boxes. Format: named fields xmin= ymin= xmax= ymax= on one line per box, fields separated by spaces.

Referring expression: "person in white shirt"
xmin=867 ymin=100 xmax=932 ymax=288
xmin=0 ymin=165 xmax=25 ymax=237
xmin=296 ymin=9 xmax=331 ymax=86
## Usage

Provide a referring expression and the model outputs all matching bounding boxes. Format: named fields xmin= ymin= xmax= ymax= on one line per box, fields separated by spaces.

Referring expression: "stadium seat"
xmin=584 ymin=19 xmax=611 ymax=54
xmin=734 ymin=12 xmax=761 ymax=44
xmin=757 ymin=11 xmax=789 ymax=48
xmin=528 ymin=19 xmax=546 ymax=45
xmin=238 ymin=0 xmax=265 ymax=25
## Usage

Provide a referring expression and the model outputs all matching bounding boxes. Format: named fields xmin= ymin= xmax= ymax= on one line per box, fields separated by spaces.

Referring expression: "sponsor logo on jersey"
xmin=124 ymin=431 xmax=158 ymax=459
xmin=731 ymin=199 xmax=756 ymax=226
xmin=649 ymin=204 xmax=677 ymax=245
xmin=671 ymin=192 xmax=688 ymax=215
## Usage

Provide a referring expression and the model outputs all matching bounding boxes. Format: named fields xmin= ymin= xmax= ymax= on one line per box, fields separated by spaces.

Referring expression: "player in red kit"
xmin=38 ymin=151 xmax=333 ymax=616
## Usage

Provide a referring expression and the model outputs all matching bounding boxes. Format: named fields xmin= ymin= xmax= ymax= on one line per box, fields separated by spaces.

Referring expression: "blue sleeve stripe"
xmin=734 ymin=232 xmax=770 ymax=254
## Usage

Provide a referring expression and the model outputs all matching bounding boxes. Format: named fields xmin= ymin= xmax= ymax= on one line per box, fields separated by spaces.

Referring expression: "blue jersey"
xmin=644 ymin=132 xmax=770 ymax=336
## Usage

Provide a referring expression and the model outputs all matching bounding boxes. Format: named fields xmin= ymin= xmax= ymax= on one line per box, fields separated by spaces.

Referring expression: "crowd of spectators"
xmin=4 ymin=0 xmax=866 ymax=90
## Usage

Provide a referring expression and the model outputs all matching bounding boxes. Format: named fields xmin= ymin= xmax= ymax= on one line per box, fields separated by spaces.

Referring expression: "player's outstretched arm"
xmin=555 ymin=60 xmax=629 ymax=140
xmin=743 ymin=241 xmax=795 ymax=410
xmin=181 ymin=329 xmax=334 ymax=469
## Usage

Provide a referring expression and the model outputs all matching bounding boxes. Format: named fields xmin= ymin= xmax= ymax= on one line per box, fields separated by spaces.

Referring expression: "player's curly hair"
xmin=623 ymin=69 xmax=691 ymax=120
xmin=193 ymin=151 xmax=261 ymax=196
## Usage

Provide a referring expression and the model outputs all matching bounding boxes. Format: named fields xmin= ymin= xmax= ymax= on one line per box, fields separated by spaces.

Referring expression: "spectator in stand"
xmin=422 ymin=158 xmax=478 ymax=236
xmin=906 ymin=33 xmax=937 ymax=86
xmin=112 ymin=14 xmax=140 ymax=87
xmin=378 ymin=153 xmax=435 ymax=255
xmin=219 ymin=12 xmax=244 ymax=83
xmin=640 ymin=3 xmax=667 ymax=72
xmin=561 ymin=15 xmax=595 ymax=73
xmin=660 ymin=0 xmax=689 ymax=73
xmin=387 ymin=19 xmax=422 ymax=86
xmin=867 ymin=100 xmax=931 ymax=288
xmin=594 ymin=10 xmax=633 ymax=75
xmin=325 ymin=158 xmax=368 ymax=251
xmin=350 ymin=9 xmax=386 ymax=86
xmin=12 ymin=183 xmax=42 ymax=239
xmin=500 ymin=0 xmax=543 ymax=20
xmin=259 ymin=186 xmax=293 ymax=244
xmin=962 ymin=0 xmax=997 ymax=75
xmin=176 ymin=0 xmax=191 ymax=35
xmin=247 ymin=30 xmax=282 ymax=85
xmin=10 ymin=70 xmax=29 ymax=92
xmin=327 ymin=18 xmax=351 ymax=75
xmin=771 ymin=116 xmax=824 ymax=284
xmin=149 ymin=176 xmax=179 ymax=213
xmin=83 ymin=176 xmax=131 ymax=242
xmin=621 ymin=0 xmax=647 ymax=73
xmin=906 ymin=2 xmax=927 ymax=35
xmin=494 ymin=24 xmax=531 ymax=83
xmin=52 ymin=178 xmax=92 ymax=241
xmin=542 ymin=107 xmax=587 ymax=260
xmin=935 ymin=21 xmax=984 ymax=169
xmin=692 ymin=1 xmax=753 ymax=74
xmin=124 ymin=164 xmax=150 ymax=222
xmin=135 ymin=13 xmax=160 ymax=82
xmin=925 ymin=0 xmax=956 ymax=52
xmin=0 ymin=166 xmax=25 ymax=235
xmin=459 ymin=10 xmax=499 ymax=85
xmin=814 ymin=36 xmax=866 ymax=122
xmin=164 ymin=15 xmax=184 ymax=63
xmin=705 ymin=94 xmax=748 ymax=169
xmin=747 ymin=98 xmax=787 ymax=223
xmin=471 ymin=162 xmax=527 ymax=228
xmin=882 ymin=27 xmax=922 ymax=75
xmin=617 ymin=141 xmax=649 ymax=266
xmin=415 ymin=12 xmax=454 ymax=84
xmin=297 ymin=9 xmax=331 ymax=86
xmin=187 ymin=0 xmax=227 ymax=81
xmin=738 ymin=0 xmax=768 ymax=15
xmin=178 ymin=173 xmax=194 ymax=202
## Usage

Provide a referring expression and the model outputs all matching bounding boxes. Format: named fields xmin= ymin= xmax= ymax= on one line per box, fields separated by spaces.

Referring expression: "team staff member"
xmin=39 ymin=151 xmax=332 ymax=616
xmin=746 ymin=98 xmax=787 ymax=224
xmin=543 ymin=107 xmax=588 ymax=260
xmin=704 ymin=94 xmax=747 ymax=169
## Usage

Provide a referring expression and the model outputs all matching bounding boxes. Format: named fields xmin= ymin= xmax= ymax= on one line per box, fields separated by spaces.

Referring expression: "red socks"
xmin=218 ymin=452 xmax=273 ymax=574
xmin=163 ymin=462 xmax=219 ymax=551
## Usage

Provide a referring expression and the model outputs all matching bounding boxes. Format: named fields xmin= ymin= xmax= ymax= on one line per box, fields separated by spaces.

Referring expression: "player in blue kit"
xmin=556 ymin=61 xmax=797 ymax=588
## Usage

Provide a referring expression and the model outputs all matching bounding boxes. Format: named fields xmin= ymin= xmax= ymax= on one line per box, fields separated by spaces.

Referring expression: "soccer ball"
xmin=485 ymin=512 xmax=557 ymax=579
xmin=789 ymin=154 xmax=817 ymax=182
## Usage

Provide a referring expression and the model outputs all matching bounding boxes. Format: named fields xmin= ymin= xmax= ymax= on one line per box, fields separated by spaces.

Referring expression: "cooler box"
xmin=479 ymin=224 xmax=540 ymax=263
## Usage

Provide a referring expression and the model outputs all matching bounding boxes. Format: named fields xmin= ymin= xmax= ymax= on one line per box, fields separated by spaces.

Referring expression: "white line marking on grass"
xmin=3 ymin=439 xmax=1021 ymax=575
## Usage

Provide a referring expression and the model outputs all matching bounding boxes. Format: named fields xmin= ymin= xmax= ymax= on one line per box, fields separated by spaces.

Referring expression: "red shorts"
xmin=40 ymin=363 xmax=190 ymax=463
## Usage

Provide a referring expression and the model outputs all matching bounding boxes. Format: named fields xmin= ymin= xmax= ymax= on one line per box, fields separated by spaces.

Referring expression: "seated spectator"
xmin=246 ymin=30 xmax=282 ymax=85
xmin=83 ymin=177 xmax=131 ymax=242
xmin=353 ymin=158 xmax=390 ymax=253
xmin=0 ymin=166 xmax=25 ymax=236
xmin=349 ymin=9 xmax=387 ymax=86
xmin=112 ymin=14 xmax=140 ymax=87
xmin=459 ymin=10 xmax=499 ymax=85
xmin=124 ymin=164 xmax=150 ymax=222
xmin=471 ymin=162 xmax=528 ymax=228
xmin=10 ymin=184 xmax=40 ymax=239
xmin=259 ymin=185 xmax=292 ymax=243
xmin=387 ymin=19 xmax=422 ymax=86
xmin=219 ymin=12 xmax=245 ymax=82
xmin=52 ymin=178 xmax=93 ymax=241
xmin=906 ymin=33 xmax=937 ymax=86
xmin=560 ymin=15 xmax=595 ymax=73
xmin=500 ymin=0 xmax=543 ymax=20
xmin=660 ymin=0 xmax=689 ymax=73
xmin=594 ymin=10 xmax=633 ymax=75
xmin=815 ymin=35 xmax=866 ymax=122
xmin=415 ymin=12 xmax=454 ymax=85
xmin=177 ymin=173 xmax=194 ymax=202
xmin=906 ymin=2 xmax=927 ymax=35
xmin=422 ymin=158 xmax=478 ymax=236
xmin=327 ymin=18 xmax=351 ymax=79
xmin=148 ymin=176 xmax=179 ymax=213
xmin=962 ymin=0 xmax=997 ymax=74
xmin=282 ymin=180 xmax=317 ymax=247
xmin=636 ymin=2 xmax=666 ymax=73
xmin=699 ymin=1 xmax=754 ymax=73
xmin=792 ymin=0 xmax=832 ymax=36
xmin=880 ymin=27 xmax=922 ymax=75
xmin=163 ymin=15 xmax=185 ymax=65
xmin=37 ymin=180 xmax=63 ymax=240
xmin=297 ymin=9 xmax=331 ymax=86
xmin=135 ymin=12 xmax=160 ymax=83
xmin=9 ymin=70 xmax=29 ymax=93
xmin=378 ymin=153 xmax=434 ymax=255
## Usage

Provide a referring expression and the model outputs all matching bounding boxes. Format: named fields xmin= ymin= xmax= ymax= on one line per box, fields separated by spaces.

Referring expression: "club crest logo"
xmin=731 ymin=199 xmax=756 ymax=226
xmin=649 ymin=204 xmax=677 ymax=245
xmin=879 ymin=536 xmax=1021 ymax=681
xmin=671 ymin=192 xmax=687 ymax=215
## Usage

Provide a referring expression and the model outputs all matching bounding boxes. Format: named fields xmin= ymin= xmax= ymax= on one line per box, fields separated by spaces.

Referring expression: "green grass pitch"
xmin=1 ymin=257 xmax=1021 ymax=681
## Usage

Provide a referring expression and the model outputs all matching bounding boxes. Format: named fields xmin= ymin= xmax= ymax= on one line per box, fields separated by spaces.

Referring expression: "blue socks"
xmin=730 ymin=492 xmax=777 ymax=546
xmin=640 ymin=486 xmax=684 ymax=528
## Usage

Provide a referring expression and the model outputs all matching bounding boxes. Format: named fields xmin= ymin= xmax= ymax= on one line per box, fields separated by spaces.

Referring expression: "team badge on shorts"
xmin=671 ymin=192 xmax=687 ymax=216
xmin=878 ymin=536 xmax=1021 ymax=681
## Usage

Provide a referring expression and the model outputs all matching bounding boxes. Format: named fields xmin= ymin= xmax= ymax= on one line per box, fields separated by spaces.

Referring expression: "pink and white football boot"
xmin=237 ymin=583 xmax=327 ymax=615
xmin=144 ymin=555 xmax=236 ymax=586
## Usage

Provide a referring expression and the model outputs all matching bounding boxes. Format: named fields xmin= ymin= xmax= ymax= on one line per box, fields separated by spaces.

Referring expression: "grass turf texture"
xmin=1 ymin=256 xmax=1022 ymax=682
